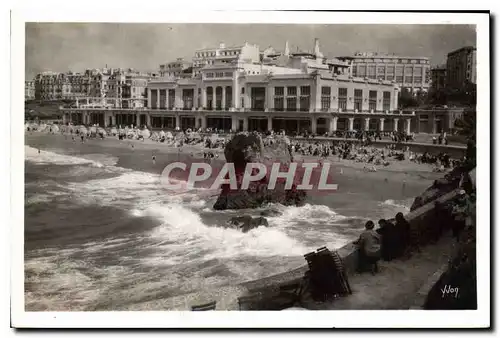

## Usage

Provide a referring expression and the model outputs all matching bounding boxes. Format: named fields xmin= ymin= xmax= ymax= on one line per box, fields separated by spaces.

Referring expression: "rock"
xmin=227 ymin=215 xmax=269 ymax=233
xmin=260 ymin=208 xmax=282 ymax=217
xmin=410 ymin=166 xmax=466 ymax=211
xmin=213 ymin=133 xmax=307 ymax=210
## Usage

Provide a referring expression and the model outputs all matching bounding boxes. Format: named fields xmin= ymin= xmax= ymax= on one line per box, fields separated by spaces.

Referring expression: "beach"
xmin=24 ymin=132 xmax=443 ymax=311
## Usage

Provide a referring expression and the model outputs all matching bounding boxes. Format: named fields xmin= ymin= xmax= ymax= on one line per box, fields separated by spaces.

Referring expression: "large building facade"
xmin=61 ymin=60 xmax=418 ymax=135
xmin=34 ymin=71 xmax=90 ymax=100
xmin=25 ymin=80 xmax=35 ymax=101
xmin=192 ymin=42 xmax=261 ymax=77
xmin=337 ymin=52 xmax=431 ymax=95
xmin=446 ymin=46 xmax=476 ymax=92
xmin=159 ymin=58 xmax=193 ymax=78
xmin=430 ymin=66 xmax=447 ymax=92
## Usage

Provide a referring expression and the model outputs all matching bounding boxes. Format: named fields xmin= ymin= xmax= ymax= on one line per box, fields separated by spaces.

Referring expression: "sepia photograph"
xmin=10 ymin=9 xmax=490 ymax=329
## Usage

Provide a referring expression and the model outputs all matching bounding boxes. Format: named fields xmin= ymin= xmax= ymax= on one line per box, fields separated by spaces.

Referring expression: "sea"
xmin=24 ymin=134 xmax=427 ymax=311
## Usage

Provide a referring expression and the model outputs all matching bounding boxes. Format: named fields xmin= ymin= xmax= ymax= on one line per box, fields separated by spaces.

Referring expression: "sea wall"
xmin=123 ymin=187 xmax=461 ymax=311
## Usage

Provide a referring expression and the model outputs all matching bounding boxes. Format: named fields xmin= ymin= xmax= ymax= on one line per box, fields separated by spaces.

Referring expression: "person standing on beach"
xmin=152 ymin=155 xmax=156 ymax=165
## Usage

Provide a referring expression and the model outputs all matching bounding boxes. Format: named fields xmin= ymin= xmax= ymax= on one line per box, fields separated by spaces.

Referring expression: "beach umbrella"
xmin=189 ymin=131 xmax=202 ymax=139
xmin=51 ymin=124 xmax=60 ymax=133
xmin=78 ymin=126 xmax=88 ymax=134
xmin=165 ymin=131 xmax=173 ymax=139
xmin=140 ymin=128 xmax=151 ymax=139
xmin=110 ymin=127 xmax=118 ymax=135
xmin=159 ymin=130 xmax=166 ymax=138
xmin=97 ymin=127 xmax=107 ymax=136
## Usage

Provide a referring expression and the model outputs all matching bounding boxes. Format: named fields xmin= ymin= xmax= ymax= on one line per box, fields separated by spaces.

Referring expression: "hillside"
xmin=25 ymin=100 xmax=72 ymax=119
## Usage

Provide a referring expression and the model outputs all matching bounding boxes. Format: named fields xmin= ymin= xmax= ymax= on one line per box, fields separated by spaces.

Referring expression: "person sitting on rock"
xmin=354 ymin=221 xmax=381 ymax=275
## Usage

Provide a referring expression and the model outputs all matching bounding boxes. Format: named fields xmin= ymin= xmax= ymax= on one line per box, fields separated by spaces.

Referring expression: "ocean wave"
xmin=133 ymin=203 xmax=313 ymax=265
xmin=268 ymin=203 xmax=347 ymax=226
xmin=25 ymin=146 xmax=100 ymax=166
xmin=380 ymin=199 xmax=412 ymax=211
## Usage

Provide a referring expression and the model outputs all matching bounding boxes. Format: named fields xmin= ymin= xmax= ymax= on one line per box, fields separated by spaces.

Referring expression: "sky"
xmin=25 ymin=23 xmax=476 ymax=80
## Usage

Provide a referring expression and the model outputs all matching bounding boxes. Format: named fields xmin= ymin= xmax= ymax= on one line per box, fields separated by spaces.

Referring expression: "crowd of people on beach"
xmin=287 ymin=139 xmax=460 ymax=172
xmin=26 ymin=121 xmax=462 ymax=173
xmin=433 ymin=132 xmax=450 ymax=145
xmin=355 ymin=185 xmax=476 ymax=275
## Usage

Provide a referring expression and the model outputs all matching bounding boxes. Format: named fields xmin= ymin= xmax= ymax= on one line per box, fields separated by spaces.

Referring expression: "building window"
xmin=358 ymin=65 xmax=366 ymax=77
xmin=286 ymin=97 xmax=297 ymax=111
xmin=338 ymin=87 xmax=347 ymax=110
xmin=383 ymin=91 xmax=391 ymax=111
xmin=215 ymin=72 xmax=224 ymax=78
xmin=321 ymin=86 xmax=331 ymax=111
xmin=414 ymin=76 xmax=422 ymax=83
xmin=159 ymin=89 xmax=166 ymax=109
xmin=354 ymin=89 xmax=363 ymax=111
xmin=369 ymin=90 xmax=377 ymax=111
xmin=215 ymin=87 xmax=223 ymax=110
xmin=274 ymin=86 xmax=284 ymax=111
xmin=206 ymin=87 xmax=213 ymax=110
xmin=377 ymin=66 xmax=385 ymax=75
xmin=250 ymin=87 xmax=266 ymax=111
xmin=182 ymin=89 xmax=194 ymax=110
xmin=286 ymin=86 xmax=297 ymax=111
xmin=404 ymin=76 xmax=413 ymax=83
xmin=367 ymin=65 xmax=376 ymax=79
xmin=150 ymin=89 xmax=158 ymax=109
xmin=225 ymin=86 xmax=232 ymax=109
xmin=206 ymin=73 xmax=214 ymax=78
xmin=299 ymin=86 xmax=310 ymax=111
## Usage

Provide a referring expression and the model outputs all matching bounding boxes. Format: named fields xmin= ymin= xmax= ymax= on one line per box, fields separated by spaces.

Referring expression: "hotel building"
xmin=61 ymin=39 xmax=421 ymax=133
xmin=446 ymin=46 xmax=476 ymax=92
xmin=159 ymin=58 xmax=193 ymax=78
xmin=192 ymin=42 xmax=261 ymax=77
xmin=337 ymin=52 xmax=431 ymax=94
xmin=430 ymin=66 xmax=447 ymax=92
xmin=25 ymin=80 xmax=35 ymax=101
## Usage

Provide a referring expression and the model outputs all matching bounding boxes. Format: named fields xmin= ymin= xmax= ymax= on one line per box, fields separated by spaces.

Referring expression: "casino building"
xmin=61 ymin=39 xmax=416 ymax=134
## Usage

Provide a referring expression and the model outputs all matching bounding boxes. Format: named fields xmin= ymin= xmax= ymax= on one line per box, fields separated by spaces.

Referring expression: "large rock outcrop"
xmin=410 ymin=165 xmax=470 ymax=211
xmin=213 ymin=133 xmax=307 ymax=210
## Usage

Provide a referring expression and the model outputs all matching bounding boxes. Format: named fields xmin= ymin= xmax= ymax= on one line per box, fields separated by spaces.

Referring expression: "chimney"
xmin=284 ymin=40 xmax=290 ymax=56
xmin=314 ymin=38 xmax=320 ymax=56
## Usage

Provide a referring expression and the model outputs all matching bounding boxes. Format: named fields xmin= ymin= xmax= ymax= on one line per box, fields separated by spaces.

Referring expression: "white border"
xmin=10 ymin=9 xmax=490 ymax=329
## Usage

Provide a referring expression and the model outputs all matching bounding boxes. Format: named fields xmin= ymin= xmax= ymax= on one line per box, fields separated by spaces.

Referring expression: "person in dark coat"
xmin=376 ymin=219 xmax=397 ymax=261
xmin=394 ymin=212 xmax=411 ymax=258
xmin=395 ymin=212 xmax=420 ymax=257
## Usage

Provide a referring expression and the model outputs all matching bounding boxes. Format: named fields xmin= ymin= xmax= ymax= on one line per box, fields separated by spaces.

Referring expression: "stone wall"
xmin=129 ymin=187 xmax=461 ymax=311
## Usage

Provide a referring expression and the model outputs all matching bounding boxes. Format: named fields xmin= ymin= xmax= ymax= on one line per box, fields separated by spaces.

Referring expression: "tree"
xmin=454 ymin=110 xmax=476 ymax=140
xmin=454 ymin=110 xmax=476 ymax=168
